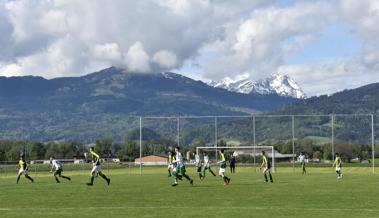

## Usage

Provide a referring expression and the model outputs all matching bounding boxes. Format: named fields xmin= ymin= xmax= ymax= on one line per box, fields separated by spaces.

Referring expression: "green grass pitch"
xmin=0 ymin=167 xmax=378 ymax=218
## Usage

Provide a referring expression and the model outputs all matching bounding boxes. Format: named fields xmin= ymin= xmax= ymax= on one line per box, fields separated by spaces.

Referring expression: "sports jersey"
xmin=195 ymin=154 xmax=202 ymax=167
xmin=19 ymin=159 xmax=27 ymax=170
xmin=299 ymin=155 xmax=305 ymax=164
xmin=334 ymin=156 xmax=342 ymax=168
xmin=90 ymin=150 xmax=101 ymax=166
xmin=52 ymin=159 xmax=62 ymax=170
xmin=175 ymin=152 xmax=184 ymax=167
xmin=262 ymin=155 xmax=271 ymax=169
xmin=219 ymin=153 xmax=226 ymax=169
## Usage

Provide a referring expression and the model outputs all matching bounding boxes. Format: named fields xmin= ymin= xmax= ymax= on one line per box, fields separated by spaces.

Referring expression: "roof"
xmin=135 ymin=155 xmax=167 ymax=162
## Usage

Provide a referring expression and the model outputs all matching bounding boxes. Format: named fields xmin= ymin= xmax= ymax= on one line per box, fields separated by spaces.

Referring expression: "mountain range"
xmin=0 ymin=67 xmax=297 ymax=141
xmin=208 ymin=73 xmax=306 ymax=99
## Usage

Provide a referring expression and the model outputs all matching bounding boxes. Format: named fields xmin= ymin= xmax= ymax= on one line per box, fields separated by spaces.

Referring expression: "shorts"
xmin=219 ymin=167 xmax=225 ymax=175
xmin=263 ymin=167 xmax=271 ymax=173
xmin=91 ymin=165 xmax=101 ymax=173
xmin=176 ymin=166 xmax=186 ymax=174
xmin=18 ymin=168 xmax=28 ymax=175
xmin=168 ymin=164 xmax=173 ymax=169
xmin=197 ymin=166 xmax=202 ymax=173
xmin=54 ymin=168 xmax=62 ymax=175
xmin=336 ymin=167 xmax=341 ymax=172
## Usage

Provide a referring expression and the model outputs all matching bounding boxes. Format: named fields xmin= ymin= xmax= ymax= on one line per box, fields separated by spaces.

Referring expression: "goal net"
xmin=196 ymin=146 xmax=275 ymax=171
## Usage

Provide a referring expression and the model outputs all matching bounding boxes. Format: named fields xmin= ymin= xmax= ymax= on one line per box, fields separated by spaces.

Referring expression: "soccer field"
xmin=0 ymin=167 xmax=378 ymax=218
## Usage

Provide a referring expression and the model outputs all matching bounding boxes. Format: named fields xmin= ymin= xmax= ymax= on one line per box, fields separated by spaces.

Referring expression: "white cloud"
xmin=125 ymin=41 xmax=151 ymax=73
xmin=201 ymin=1 xmax=336 ymax=80
xmin=152 ymin=50 xmax=178 ymax=69
xmin=93 ymin=43 xmax=122 ymax=62
xmin=278 ymin=59 xmax=379 ymax=96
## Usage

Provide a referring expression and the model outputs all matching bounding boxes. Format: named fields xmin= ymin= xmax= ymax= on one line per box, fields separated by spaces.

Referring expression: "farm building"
xmin=135 ymin=155 xmax=168 ymax=166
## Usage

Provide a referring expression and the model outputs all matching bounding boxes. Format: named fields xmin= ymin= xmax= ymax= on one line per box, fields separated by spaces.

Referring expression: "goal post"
xmin=196 ymin=146 xmax=275 ymax=172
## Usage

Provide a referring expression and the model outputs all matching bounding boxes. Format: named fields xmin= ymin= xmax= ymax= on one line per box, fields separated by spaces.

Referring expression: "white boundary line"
xmin=0 ymin=206 xmax=378 ymax=212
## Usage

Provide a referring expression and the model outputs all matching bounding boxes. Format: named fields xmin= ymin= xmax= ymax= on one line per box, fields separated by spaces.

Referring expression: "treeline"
xmin=0 ymin=138 xmax=181 ymax=162
xmin=272 ymin=138 xmax=374 ymax=162
xmin=0 ymin=137 xmax=376 ymax=163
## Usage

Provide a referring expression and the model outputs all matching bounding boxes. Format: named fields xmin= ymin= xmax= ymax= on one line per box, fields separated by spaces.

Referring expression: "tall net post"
xmin=292 ymin=115 xmax=295 ymax=173
xmin=253 ymin=115 xmax=256 ymax=171
xmin=371 ymin=114 xmax=375 ymax=174
xmin=139 ymin=116 xmax=142 ymax=175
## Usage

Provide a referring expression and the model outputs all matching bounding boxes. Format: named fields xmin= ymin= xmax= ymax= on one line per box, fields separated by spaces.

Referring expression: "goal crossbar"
xmin=196 ymin=146 xmax=275 ymax=170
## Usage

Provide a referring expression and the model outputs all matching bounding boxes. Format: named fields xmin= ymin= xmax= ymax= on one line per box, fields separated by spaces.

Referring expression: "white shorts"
xmin=18 ymin=168 xmax=28 ymax=175
xmin=263 ymin=168 xmax=270 ymax=173
xmin=336 ymin=167 xmax=341 ymax=172
xmin=91 ymin=165 xmax=101 ymax=173
xmin=168 ymin=164 xmax=173 ymax=169
xmin=219 ymin=167 xmax=225 ymax=175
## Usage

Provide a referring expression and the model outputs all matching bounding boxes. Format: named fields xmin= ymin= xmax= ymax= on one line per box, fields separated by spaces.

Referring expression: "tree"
xmin=29 ymin=141 xmax=46 ymax=160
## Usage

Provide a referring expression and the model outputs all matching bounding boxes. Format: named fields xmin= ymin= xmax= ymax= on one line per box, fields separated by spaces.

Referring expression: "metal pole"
xmin=331 ymin=114 xmax=335 ymax=161
xmin=272 ymin=146 xmax=275 ymax=173
xmin=371 ymin=114 xmax=375 ymax=174
xmin=292 ymin=115 xmax=295 ymax=173
xmin=139 ymin=117 xmax=142 ymax=175
xmin=177 ymin=117 xmax=180 ymax=147
xmin=215 ymin=117 xmax=218 ymax=162
xmin=253 ymin=115 xmax=256 ymax=172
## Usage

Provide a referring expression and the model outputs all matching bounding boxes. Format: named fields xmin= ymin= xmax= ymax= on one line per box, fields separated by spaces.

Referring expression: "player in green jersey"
xmin=202 ymin=151 xmax=216 ymax=177
xmin=260 ymin=151 xmax=273 ymax=183
xmin=172 ymin=146 xmax=193 ymax=187
xmin=86 ymin=147 xmax=111 ymax=186
xmin=194 ymin=151 xmax=204 ymax=180
xmin=50 ymin=156 xmax=71 ymax=183
xmin=217 ymin=149 xmax=230 ymax=186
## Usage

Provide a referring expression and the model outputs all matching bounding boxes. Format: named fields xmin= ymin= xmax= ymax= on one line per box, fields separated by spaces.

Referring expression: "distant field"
xmin=0 ymin=167 xmax=378 ymax=218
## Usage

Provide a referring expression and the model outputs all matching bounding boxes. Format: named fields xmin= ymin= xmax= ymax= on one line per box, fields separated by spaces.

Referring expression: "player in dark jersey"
xmin=260 ymin=151 xmax=273 ymax=183
xmin=16 ymin=153 xmax=34 ymax=184
xmin=86 ymin=147 xmax=110 ymax=186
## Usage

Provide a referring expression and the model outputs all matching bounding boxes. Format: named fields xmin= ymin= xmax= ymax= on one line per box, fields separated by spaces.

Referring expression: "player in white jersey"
xmin=299 ymin=152 xmax=306 ymax=175
xmin=194 ymin=152 xmax=204 ymax=180
xmin=50 ymin=156 xmax=71 ymax=183
xmin=202 ymin=152 xmax=216 ymax=177
xmin=172 ymin=146 xmax=193 ymax=187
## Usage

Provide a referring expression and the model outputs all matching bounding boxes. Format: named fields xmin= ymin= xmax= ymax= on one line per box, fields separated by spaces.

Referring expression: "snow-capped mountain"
xmin=208 ymin=73 xmax=306 ymax=99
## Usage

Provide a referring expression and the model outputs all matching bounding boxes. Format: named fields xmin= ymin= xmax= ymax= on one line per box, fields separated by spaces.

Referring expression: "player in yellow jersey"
xmin=16 ymin=153 xmax=34 ymax=184
xmin=86 ymin=147 xmax=110 ymax=186
xmin=217 ymin=149 xmax=230 ymax=186
xmin=332 ymin=153 xmax=343 ymax=179
xmin=167 ymin=151 xmax=174 ymax=177
xmin=260 ymin=151 xmax=273 ymax=183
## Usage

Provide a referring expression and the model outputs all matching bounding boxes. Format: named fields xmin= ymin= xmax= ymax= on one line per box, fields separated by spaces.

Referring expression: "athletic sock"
xmin=269 ymin=173 xmax=273 ymax=182
xmin=90 ymin=175 xmax=95 ymax=184
xmin=16 ymin=175 xmax=21 ymax=184
xmin=264 ymin=174 xmax=268 ymax=182
xmin=62 ymin=176 xmax=71 ymax=180
xmin=100 ymin=173 xmax=109 ymax=181
xmin=183 ymin=174 xmax=191 ymax=181
xmin=55 ymin=176 xmax=60 ymax=183
xmin=211 ymin=170 xmax=216 ymax=176
xmin=26 ymin=175 xmax=34 ymax=182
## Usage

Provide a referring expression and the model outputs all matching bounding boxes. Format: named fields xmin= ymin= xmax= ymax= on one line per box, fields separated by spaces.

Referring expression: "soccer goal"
xmin=196 ymin=146 xmax=275 ymax=172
